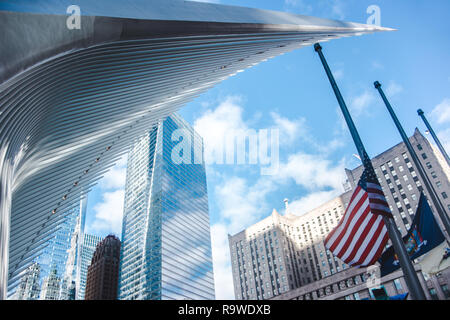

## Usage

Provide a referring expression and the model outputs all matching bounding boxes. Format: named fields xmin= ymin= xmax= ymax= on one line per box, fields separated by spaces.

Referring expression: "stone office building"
xmin=344 ymin=128 xmax=450 ymax=238
xmin=229 ymin=195 xmax=352 ymax=300
xmin=271 ymin=263 xmax=450 ymax=300
xmin=230 ymin=129 xmax=450 ymax=300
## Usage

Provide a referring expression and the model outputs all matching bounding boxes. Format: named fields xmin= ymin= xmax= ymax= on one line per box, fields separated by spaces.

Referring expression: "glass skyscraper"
xmin=35 ymin=205 xmax=81 ymax=282
xmin=9 ymin=199 xmax=86 ymax=300
xmin=33 ymin=199 xmax=86 ymax=300
xmin=118 ymin=114 xmax=215 ymax=300
xmin=77 ymin=233 xmax=103 ymax=300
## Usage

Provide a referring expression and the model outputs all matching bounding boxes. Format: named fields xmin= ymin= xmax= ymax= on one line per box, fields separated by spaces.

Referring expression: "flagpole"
xmin=313 ymin=43 xmax=426 ymax=300
xmin=417 ymin=109 xmax=450 ymax=167
xmin=374 ymin=81 xmax=450 ymax=242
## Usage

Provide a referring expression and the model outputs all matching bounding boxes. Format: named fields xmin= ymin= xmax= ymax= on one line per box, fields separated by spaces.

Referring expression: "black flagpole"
xmin=417 ymin=108 xmax=450 ymax=167
xmin=314 ymin=43 xmax=426 ymax=300
xmin=374 ymin=81 xmax=450 ymax=242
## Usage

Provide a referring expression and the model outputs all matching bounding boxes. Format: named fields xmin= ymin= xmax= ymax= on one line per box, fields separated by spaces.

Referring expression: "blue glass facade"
xmin=36 ymin=206 xmax=79 ymax=280
xmin=34 ymin=200 xmax=84 ymax=299
xmin=77 ymin=233 xmax=103 ymax=300
xmin=119 ymin=114 xmax=215 ymax=300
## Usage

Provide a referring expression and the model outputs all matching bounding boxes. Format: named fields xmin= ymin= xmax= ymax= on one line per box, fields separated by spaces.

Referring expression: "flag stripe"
xmin=335 ymin=205 xmax=372 ymax=258
xmin=353 ymin=217 xmax=386 ymax=266
xmin=326 ymin=191 xmax=368 ymax=252
xmin=368 ymin=231 xmax=389 ymax=266
xmin=340 ymin=208 xmax=378 ymax=263
xmin=360 ymin=225 xmax=388 ymax=266
xmin=325 ymin=186 xmax=366 ymax=247
xmin=347 ymin=216 xmax=384 ymax=265
xmin=369 ymin=197 xmax=389 ymax=206
xmin=325 ymin=168 xmax=392 ymax=268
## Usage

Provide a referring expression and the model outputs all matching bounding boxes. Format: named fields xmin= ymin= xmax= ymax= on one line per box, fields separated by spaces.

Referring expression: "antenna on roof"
xmin=283 ymin=198 xmax=289 ymax=214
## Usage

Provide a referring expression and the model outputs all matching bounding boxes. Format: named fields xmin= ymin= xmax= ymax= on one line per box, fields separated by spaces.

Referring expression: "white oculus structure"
xmin=0 ymin=0 xmax=391 ymax=299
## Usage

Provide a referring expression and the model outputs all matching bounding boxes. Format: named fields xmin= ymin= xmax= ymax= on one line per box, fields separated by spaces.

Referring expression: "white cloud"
xmin=333 ymin=69 xmax=344 ymax=80
xmin=115 ymin=155 xmax=128 ymax=167
xmin=271 ymin=112 xmax=345 ymax=153
xmin=97 ymin=155 xmax=128 ymax=190
xmin=330 ymin=0 xmax=345 ymax=20
xmin=437 ymin=128 xmax=450 ymax=153
xmin=194 ymin=96 xmax=248 ymax=164
xmin=270 ymin=112 xmax=306 ymax=145
xmin=91 ymin=189 xmax=125 ymax=235
xmin=277 ymin=152 xmax=346 ymax=191
xmin=210 ymin=224 xmax=235 ymax=299
xmin=99 ymin=165 xmax=127 ymax=189
xmin=431 ymin=98 xmax=450 ymax=124
xmin=371 ymin=61 xmax=384 ymax=70
xmin=90 ymin=155 xmax=127 ymax=235
xmin=215 ymin=176 xmax=275 ymax=233
xmin=385 ymin=81 xmax=403 ymax=97
xmin=349 ymin=90 xmax=375 ymax=118
xmin=287 ymin=189 xmax=342 ymax=216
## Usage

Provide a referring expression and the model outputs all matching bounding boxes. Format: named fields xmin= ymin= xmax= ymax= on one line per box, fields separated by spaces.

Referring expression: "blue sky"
xmin=83 ymin=0 xmax=450 ymax=299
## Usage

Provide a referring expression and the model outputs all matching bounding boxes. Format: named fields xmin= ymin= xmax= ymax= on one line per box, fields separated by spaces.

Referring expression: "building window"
xmin=360 ymin=274 xmax=366 ymax=283
xmin=431 ymin=171 xmax=437 ymax=179
xmin=441 ymin=285 xmax=450 ymax=299
xmin=436 ymin=181 xmax=442 ymax=188
xmin=417 ymin=144 xmax=423 ymax=151
xmin=421 ymin=153 xmax=427 ymax=160
xmin=429 ymin=288 xmax=438 ymax=300
xmin=442 ymin=192 xmax=448 ymax=199
xmin=426 ymin=162 xmax=432 ymax=169
xmin=393 ymin=279 xmax=403 ymax=293
xmin=399 ymin=165 xmax=404 ymax=172
xmin=394 ymin=157 xmax=400 ymax=163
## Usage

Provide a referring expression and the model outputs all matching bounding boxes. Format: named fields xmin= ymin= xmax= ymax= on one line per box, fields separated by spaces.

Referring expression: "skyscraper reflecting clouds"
xmin=78 ymin=233 xmax=103 ymax=300
xmin=119 ymin=114 xmax=215 ymax=300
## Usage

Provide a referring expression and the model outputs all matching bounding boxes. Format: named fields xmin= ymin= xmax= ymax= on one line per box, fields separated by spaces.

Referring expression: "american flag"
xmin=324 ymin=153 xmax=392 ymax=267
